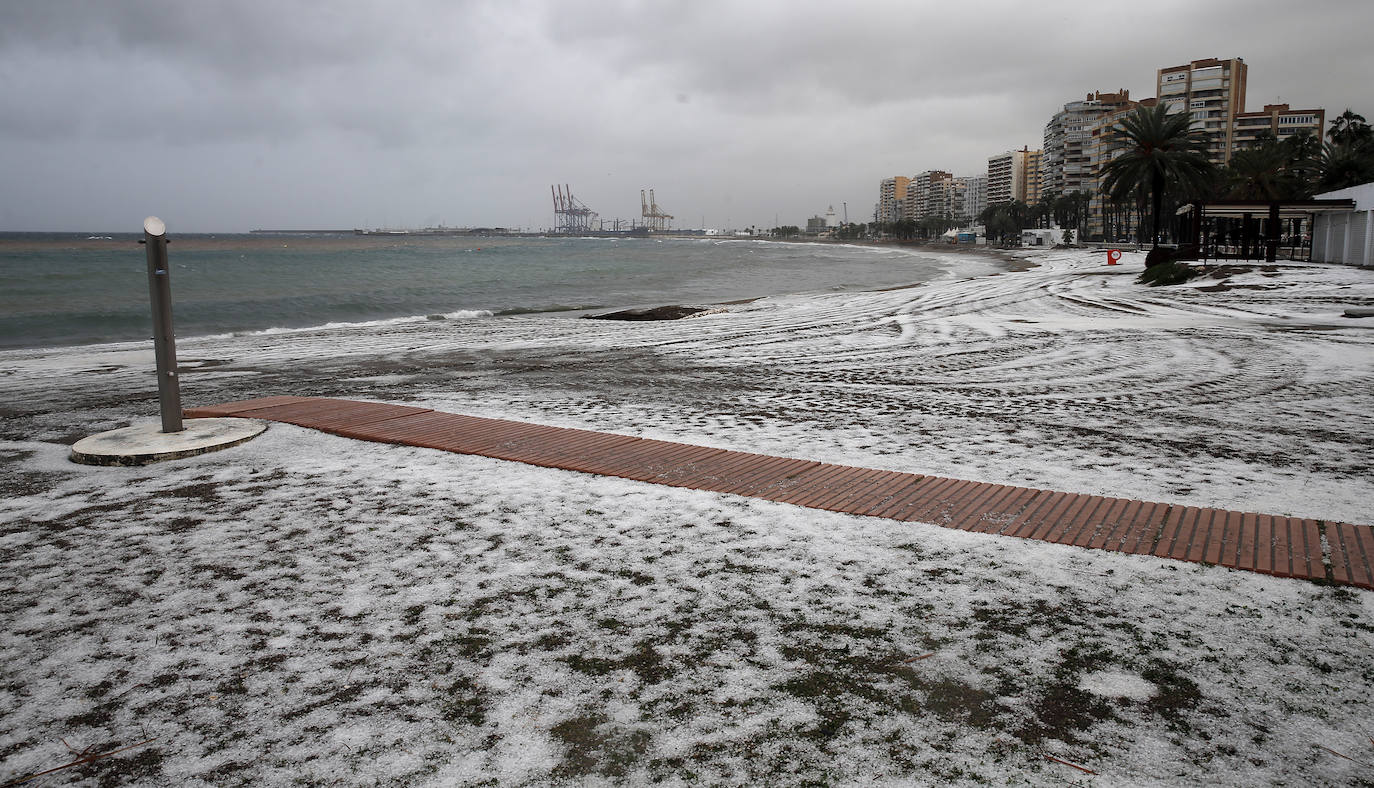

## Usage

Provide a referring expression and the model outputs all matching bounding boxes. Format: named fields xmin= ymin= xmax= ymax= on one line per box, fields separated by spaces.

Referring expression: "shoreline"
xmin=1 ymin=237 xmax=1023 ymax=351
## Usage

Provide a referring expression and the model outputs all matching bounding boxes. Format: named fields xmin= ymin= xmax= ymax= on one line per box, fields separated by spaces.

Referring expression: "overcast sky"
xmin=2 ymin=0 xmax=1372 ymax=233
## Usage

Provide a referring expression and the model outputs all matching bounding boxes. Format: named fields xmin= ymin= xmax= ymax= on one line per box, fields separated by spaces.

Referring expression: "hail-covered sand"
xmin=1 ymin=248 xmax=1371 ymax=785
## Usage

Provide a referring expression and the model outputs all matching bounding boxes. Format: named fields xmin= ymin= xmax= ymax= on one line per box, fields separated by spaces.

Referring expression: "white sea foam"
xmin=216 ymin=309 xmax=496 ymax=339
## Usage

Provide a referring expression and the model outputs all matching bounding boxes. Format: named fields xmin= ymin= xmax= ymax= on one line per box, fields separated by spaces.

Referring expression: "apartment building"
xmin=987 ymin=147 xmax=1042 ymax=205
xmin=902 ymin=170 xmax=956 ymax=220
xmin=957 ymin=175 xmax=988 ymax=222
xmin=1084 ymin=98 xmax=1155 ymax=239
xmin=878 ymin=176 xmax=910 ymax=224
xmin=1042 ymin=90 xmax=1135 ymax=198
xmin=1156 ymin=57 xmax=1248 ymax=164
xmin=1232 ymin=103 xmax=1326 ymax=150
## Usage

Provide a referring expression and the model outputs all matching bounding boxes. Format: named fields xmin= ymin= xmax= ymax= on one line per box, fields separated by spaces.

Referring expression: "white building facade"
xmin=1312 ymin=183 xmax=1374 ymax=268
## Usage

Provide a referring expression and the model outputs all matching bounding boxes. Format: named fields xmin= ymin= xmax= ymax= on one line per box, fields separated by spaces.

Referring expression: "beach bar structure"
xmin=1180 ymin=197 xmax=1357 ymax=263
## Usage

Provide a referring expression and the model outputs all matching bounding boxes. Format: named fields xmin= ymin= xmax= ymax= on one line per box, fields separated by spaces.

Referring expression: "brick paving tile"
xmin=1237 ymin=513 xmax=1260 ymax=571
xmin=783 ymin=466 xmax=875 ymax=509
xmin=1329 ymin=523 xmax=1354 ymax=586
xmin=749 ymin=463 xmax=831 ymax=500
xmin=1173 ymin=507 xmax=1210 ymax=563
xmin=1082 ymin=499 xmax=1132 ymax=550
xmin=514 ymin=432 xmax=642 ymax=464
xmin=1298 ymin=519 xmax=1325 ymax=581
xmin=218 ymin=400 xmax=332 ymax=425
xmin=1003 ymin=490 xmax=1067 ymax=538
xmin=1215 ymin=510 xmax=1245 ymax=569
xmin=867 ymin=475 xmax=944 ymax=520
xmin=356 ymin=413 xmax=498 ymax=450
xmin=785 ymin=467 xmax=867 ymax=510
xmin=1343 ymin=525 xmax=1374 ymax=589
xmin=588 ymin=443 xmax=724 ymax=482
xmin=817 ymin=469 xmax=907 ymax=513
xmin=906 ymin=479 xmax=985 ymax=526
xmin=1099 ymin=499 xmax=1146 ymax=552
xmin=762 ymin=464 xmax=863 ymax=506
xmin=938 ymin=483 xmax=1007 ymax=531
xmin=721 ymin=459 xmax=822 ymax=497
xmin=1119 ymin=501 xmax=1165 ymax=555
xmin=965 ymin=485 xmax=1036 ymax=534
xmin=292 ymin=402 xmax=431 ymax=432
xmin=812 ymin=468 xmax=896 ymax=510
xmin=1326 ymin=523 xmax=1372 ymax=589
xmin=1102 ymin=499 xmax=1147 ymax=551
xmin=671 ymin=452 xmax=783 ymax=491
xmin=650 ymin=452 xmax=752 ymax=489
xmin=711 ymin=458 xmax=814 ymax=497
xmin=1267 ymin=516 xmax=1293 ymax=578
xmin=1037 ymin=494 xmax=1107 ymax=545
xmin=464 ymin=421 xmax=562 ymax=450
xmin=891 ymin=477 xmax=965 ymax=522
xmin=636 ymin=446 xmax=738 ymax=483
xmin=487 ymin=426 xmax=602 ymax=458
xmin=184 ymin=395 xmax=311 ymax=417
xmin=1196 ymin=509 xmax=1226 ymax=565
xmin=945 ymin=485 xmax=1022 ymax=535
xmin=1004 ymin=490 xmax=1067 ymax=540
xmin=1254 ymin=514 xmax=1275 ymax=575
xmin=193 ymin=397 xmax=1372 ymax=590
xmin=245 ymin=398 xmax=396 ymax=426
xmin=1150 ymin=505 xmax=1187 ymax=559
xmin=333 ymin=412 xmax=448 ymax=441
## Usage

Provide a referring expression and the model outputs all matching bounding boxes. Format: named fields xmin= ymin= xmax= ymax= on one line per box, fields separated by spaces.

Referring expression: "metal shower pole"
xmin=142 ymin=216 xmax=183 ymax=433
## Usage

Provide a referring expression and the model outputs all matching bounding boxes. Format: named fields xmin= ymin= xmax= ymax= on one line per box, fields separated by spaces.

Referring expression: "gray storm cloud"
xmin=1 ymin=0 xmax=1369 ymax=231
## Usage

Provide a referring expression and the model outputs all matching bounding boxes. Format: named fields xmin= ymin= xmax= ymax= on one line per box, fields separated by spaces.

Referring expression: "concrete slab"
xmin=69 ymin=418 xmax=267 ymax=466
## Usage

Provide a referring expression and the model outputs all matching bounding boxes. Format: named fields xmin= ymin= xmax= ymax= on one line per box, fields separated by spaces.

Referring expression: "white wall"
xmin=1313 ymin=182 xmax=1374 ymax=267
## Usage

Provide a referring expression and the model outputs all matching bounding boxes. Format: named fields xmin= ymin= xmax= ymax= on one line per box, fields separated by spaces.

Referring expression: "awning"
xmin=1184 ymin=199 xmax=1357 ymax=220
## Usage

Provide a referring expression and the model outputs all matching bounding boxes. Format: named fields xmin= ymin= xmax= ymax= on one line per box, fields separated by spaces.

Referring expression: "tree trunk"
xmin=1151 ymin=171 xmax=1165 ymax=247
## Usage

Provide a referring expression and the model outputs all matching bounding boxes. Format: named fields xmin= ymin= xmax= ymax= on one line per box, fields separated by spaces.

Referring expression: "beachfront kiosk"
xmin=69 ymin=217 xmax=266 ymax=465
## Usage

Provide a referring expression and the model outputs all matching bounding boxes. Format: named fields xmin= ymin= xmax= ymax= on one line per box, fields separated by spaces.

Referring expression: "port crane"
xmin=640 ymin=189 xmax=673 ymax=232
xmin=551 ymin=184 xmax=598 ymax=234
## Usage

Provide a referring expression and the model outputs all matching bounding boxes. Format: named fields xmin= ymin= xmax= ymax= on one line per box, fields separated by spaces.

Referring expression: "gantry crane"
xmin=551 ymin=185 xmax=598 ymax=234
xmin=640 ymin=189 xmax=673 ymax=232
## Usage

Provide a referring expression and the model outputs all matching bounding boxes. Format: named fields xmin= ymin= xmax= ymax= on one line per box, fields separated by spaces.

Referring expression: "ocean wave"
xmin=207 ymin=309 xmax=496 ymax=340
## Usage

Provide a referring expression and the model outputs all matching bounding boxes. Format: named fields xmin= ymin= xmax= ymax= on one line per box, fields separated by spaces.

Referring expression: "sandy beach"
xmin=1 ymin=248 xmax=1372 ymax=785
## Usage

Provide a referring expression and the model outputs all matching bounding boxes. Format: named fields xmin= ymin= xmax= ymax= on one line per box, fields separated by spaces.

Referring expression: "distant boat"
xmin=85 ymin=235 xmax=113 ymax=240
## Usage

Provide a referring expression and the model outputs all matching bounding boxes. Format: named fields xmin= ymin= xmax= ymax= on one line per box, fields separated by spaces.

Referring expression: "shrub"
xmin=1144 ymin=246 xmax=1176 ymax=268
xmin=1137 ymin=260 xmax=1200 ymax=286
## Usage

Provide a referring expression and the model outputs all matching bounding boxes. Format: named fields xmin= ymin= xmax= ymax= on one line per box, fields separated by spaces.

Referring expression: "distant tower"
xmin=825 ymin=205 xmax=837 ymax=228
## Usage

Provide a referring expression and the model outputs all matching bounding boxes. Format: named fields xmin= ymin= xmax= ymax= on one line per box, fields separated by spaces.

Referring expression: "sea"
xmin=0 ymin=232 xmax=1001 ymax=351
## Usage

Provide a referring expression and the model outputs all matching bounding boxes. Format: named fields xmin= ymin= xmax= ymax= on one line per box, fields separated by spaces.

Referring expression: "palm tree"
xmin=1101 ymin=103 xmax=1216 ymax=246
xmin=1319 ymin=142 xmax=1374 ymax=192
xmin=1328 ymin=108 xmax=1371 ymax=146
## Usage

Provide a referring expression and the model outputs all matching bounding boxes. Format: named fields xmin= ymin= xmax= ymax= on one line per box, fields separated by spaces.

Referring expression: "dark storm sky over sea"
xmin=1 ymin=0 xmax=1371 ymax=232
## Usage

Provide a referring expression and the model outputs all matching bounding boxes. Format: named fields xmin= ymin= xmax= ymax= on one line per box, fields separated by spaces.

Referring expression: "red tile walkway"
xmin=185 ymin=396 xmax=1374 ymax=590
